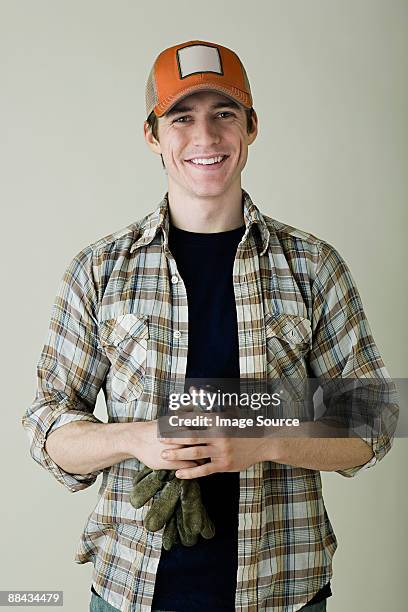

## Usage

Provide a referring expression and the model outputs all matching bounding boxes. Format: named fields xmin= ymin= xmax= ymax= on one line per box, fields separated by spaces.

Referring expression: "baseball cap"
xmin=145 ymin=40 xmax=253 ymax=119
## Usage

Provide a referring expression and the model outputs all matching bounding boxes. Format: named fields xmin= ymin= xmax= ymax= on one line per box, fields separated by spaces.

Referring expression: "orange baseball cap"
xmin=145 ymin=40 xmax=253 ymax=119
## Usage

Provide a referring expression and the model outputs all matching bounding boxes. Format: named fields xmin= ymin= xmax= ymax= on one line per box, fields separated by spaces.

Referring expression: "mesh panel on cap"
xmin=145 ymin=66 xmax=158 ymax=118
xmin=240 ymin=60 xmax=251 ymax=96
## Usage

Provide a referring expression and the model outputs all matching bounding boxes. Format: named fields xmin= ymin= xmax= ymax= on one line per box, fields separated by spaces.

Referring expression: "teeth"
xmin=190 ymin=156 xmax=225 ymax=165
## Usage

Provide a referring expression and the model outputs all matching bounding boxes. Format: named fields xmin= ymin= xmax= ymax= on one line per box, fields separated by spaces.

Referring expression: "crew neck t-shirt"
xmin=151 ymin=222 xmax=331 ymax=611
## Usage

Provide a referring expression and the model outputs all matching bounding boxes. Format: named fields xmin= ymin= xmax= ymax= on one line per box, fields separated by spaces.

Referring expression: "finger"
xmin=164 ymin=460 xmax=204 ymax=469
xmin=159 ymin=437 xmax=205 ymax=446
xmin=174 ymin=463 xmax=217 ymax=479
xmin=158 ymin=412 xmax=204 ymax=436
xmin=161 ymin=446 xmax=209 ymax=462
xmin=188 ymin=385 xmax=208 ymax=409
xmin=160 ymin=436 xmax=208 ymax=446
xmin=158 ymin=440 xmax=190 ymax=448
xmin=158 ymin=431 xmax=201 ymax=443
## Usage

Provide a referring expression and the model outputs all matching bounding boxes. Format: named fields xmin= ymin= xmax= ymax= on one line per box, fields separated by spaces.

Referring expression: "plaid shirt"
xmin=22 ymin=189 xmax=394 ymax=611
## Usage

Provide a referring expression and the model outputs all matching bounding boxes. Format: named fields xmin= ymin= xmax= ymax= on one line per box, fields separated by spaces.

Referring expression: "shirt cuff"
xmin=335 ymin=436 xmax=378 ymax=478
xmin=39 ymin=409 xmax=104 ymax=492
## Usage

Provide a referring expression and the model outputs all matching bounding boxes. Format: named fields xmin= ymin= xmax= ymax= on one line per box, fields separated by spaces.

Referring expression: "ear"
xmin=144 ymin=120 xmax=162 ymax=155
xmin=247 ymin=109 xmax=258 ymax=146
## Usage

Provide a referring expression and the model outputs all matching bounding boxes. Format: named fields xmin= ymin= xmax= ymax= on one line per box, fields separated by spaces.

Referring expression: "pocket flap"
xmin=265 ymin=312 xmax=312 ymax=346
xmin=98 ymin=314 xmax=149 ymax=348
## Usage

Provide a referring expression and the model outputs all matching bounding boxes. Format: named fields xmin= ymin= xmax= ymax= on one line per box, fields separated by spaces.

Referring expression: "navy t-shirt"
xmin=151 ymin=222 xmax=331 ymax=611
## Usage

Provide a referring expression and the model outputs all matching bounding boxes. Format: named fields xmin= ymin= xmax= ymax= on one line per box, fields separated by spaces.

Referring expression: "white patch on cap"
xmin=177 ymin=44 xmax=222 ymax=78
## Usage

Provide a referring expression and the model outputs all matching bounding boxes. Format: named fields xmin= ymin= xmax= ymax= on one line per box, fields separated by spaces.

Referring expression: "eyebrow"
xmin=165 ymin=100 xmax=241 ymax=119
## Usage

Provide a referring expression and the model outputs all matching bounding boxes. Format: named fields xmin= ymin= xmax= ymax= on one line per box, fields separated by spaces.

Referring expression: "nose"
xmin=191 ymin=117 xmax=221 ymax=147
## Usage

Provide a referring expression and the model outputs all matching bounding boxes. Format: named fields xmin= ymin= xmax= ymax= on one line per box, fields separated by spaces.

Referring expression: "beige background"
xmin=1 ymin=0 xmax=407 ymax=610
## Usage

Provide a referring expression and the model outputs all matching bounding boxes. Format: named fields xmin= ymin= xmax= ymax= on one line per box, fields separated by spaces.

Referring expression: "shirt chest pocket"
xmin=265 ymin=312 xmax=312 ymax=378
xmin=98 ymin=314 xmax=149 ymax=403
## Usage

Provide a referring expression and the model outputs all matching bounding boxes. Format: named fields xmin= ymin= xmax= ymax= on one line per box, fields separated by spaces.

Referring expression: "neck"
xmin=167 ymin=179 xmax=245 ymax=233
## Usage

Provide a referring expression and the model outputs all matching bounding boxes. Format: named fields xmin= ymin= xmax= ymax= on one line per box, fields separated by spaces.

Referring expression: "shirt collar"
xmin=130 ymin=189 xmax=270 ymax=256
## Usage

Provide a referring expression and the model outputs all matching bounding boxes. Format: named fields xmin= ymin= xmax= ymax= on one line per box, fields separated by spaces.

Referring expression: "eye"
xmin=172 ymin=115 xmax=191 ymax=124
xmin=218 ymin=111 xmax=234 ymax=118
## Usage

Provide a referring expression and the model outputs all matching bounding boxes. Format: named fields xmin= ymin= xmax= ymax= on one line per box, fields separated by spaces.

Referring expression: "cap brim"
xmin=155 ymin=83 xmax=252 ymax=117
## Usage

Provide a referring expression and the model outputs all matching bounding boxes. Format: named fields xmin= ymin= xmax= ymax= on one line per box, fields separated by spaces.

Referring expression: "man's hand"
xmin=159 ymin=434 xmax=270 ymax=478
xmin=124 ymin=420 xmax=205 ymax=471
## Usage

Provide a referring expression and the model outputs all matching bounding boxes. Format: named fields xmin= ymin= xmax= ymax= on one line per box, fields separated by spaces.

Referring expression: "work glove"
xmin=145 ymin=475 xmax=182 ymax=531
xmin=129 ymin=467 xmax=171 ymax=508
xmin=174 ymin=480 xmax=215 ymax=547
xmin=129 ymin=466 xmax=215 ymax=550
xmin=128 ymin=383 xmax=224 ymax=549
xmin=152 ymin=478 xmax=215 ymax=550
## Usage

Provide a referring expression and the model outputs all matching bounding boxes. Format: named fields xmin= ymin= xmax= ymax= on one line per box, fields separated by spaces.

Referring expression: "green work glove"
xmin=174 ymin=480 xmax=215 ymax=546
xmin=199 ymin=501 xmax=216 ymax=540
xmin=129 ymin=466 xmax=215 ymax=549
xmin=176 ymin=501 xmax=199 ymax=547
xmin=180 ymin=479 xmax=215 ymax=540
xmin=161 ymin=480 xmax=216 ymax=549
xmin=162 ymin=512 xmax=179 ymax=551
xmin=132 ymin=465 xmax=153 ymax=485
xmin=129 ymin=468 xmax=170 ymax=509
xmin=144 ymin=476 xmax=182 ymax=532
xmin=179 ymin=479 xmax=204 ymax=536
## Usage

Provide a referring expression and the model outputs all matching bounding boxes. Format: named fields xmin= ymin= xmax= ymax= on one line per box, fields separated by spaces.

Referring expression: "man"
xmin=22 ymin=40 xmax=395 ymax=612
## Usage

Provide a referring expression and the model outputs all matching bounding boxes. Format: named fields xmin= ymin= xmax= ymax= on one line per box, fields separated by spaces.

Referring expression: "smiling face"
xmin=144 ymin=91 xmax=258 ymax=201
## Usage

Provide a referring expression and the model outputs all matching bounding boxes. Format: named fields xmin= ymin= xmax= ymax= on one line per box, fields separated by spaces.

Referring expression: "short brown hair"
xmin=146 ymin=106 xmax=256 ymax=143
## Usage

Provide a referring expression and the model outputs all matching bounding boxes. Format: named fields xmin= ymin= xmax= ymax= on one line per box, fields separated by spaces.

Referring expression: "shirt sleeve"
xmin=309 ymin=241 xmax=398 ymax=477
xmin=21 ymin=246 xmax=111 ymax=492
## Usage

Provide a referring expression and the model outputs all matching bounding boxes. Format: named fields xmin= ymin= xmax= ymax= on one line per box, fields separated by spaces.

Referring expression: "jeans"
xmin=89 ymin=590 xmax=327 ymax=611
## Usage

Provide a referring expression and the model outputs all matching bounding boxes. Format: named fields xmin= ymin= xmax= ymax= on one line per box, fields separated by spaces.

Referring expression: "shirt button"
xmin=173 ymin=330 xmax=181 ymax=339
xmin=171 ymin=275 xmax=179 ymax=284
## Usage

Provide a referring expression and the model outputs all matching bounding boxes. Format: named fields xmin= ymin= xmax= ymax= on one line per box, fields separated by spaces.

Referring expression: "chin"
xmin=189 ymin=182 xmax=230 ymax=198
xmin=192 ymin=189 xmax=227 ymax=199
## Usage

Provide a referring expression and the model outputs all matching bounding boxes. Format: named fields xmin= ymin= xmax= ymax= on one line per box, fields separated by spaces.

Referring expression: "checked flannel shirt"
xmin=22 ymin=189 xmax=394 ymax=611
